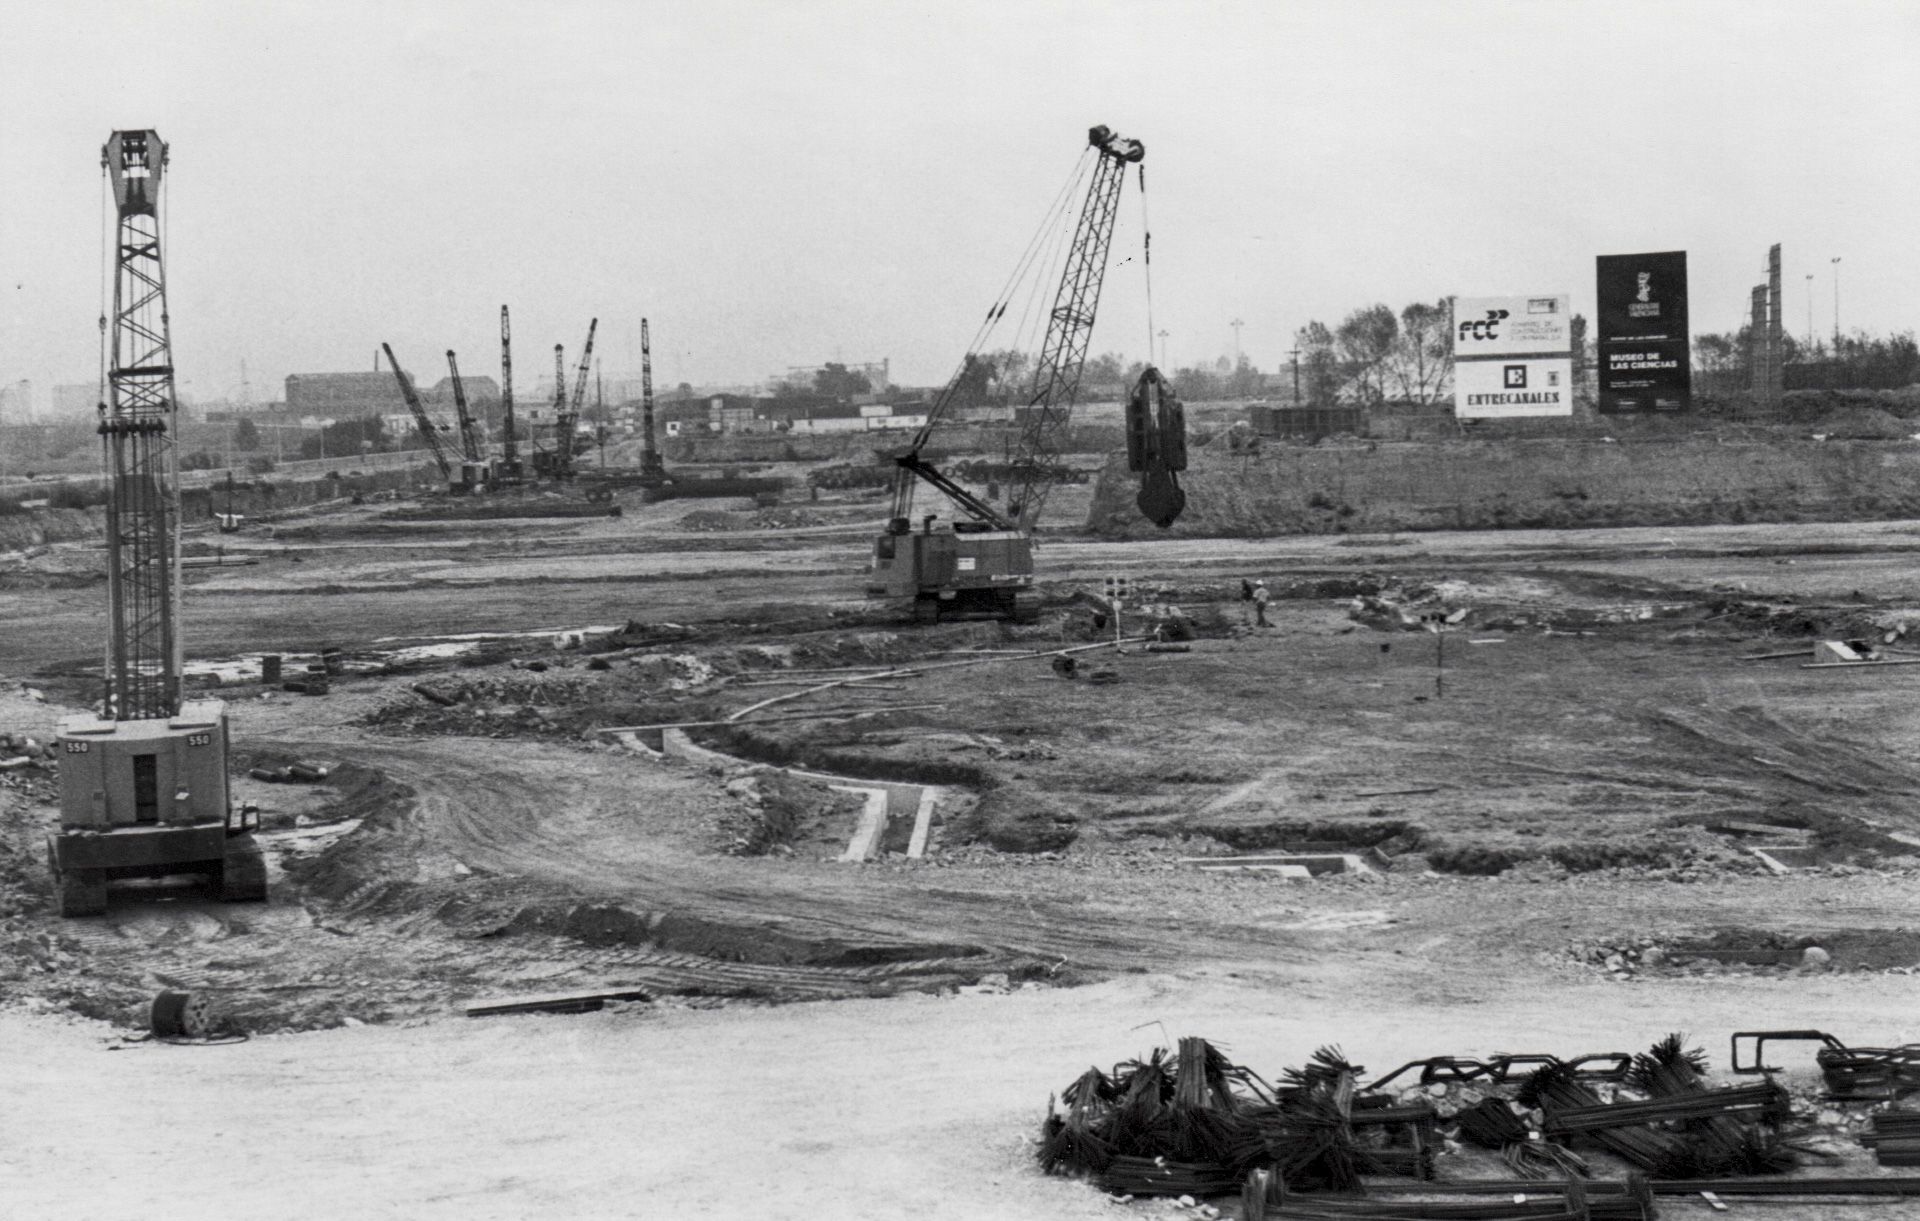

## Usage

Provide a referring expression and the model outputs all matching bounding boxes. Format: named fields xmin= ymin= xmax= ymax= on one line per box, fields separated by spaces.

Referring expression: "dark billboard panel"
xmin=1596 ymin=251 xmax=1690 ymax=413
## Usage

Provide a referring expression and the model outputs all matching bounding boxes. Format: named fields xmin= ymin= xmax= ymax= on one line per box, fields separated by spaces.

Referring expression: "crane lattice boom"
xmin=1005 ymin=125 xmax=1143 ymax=528
xmin=382 ymin=343 xmax=454 ymax=484
xmin=445 ymin=350 xmax=484 ymax=464
xmin=100 ymin=130 xmax=182 ymax=719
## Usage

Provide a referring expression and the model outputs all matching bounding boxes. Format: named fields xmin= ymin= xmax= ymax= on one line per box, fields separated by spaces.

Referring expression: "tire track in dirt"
xmin=270 ymin=732 xmax=1307 ymax=975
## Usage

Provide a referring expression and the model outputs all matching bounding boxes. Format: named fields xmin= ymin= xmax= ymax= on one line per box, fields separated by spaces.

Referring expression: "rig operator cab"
xmin=869 ymin=515 xmax=1039 ymax=622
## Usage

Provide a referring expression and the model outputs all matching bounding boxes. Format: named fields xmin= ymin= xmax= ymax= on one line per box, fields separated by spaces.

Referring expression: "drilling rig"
xmin=868 ymin=124 xmax=1171 ymax=622
xmin=51 ymin=130 xmax=265 ymax=917
xmin=445 ymin=349 xmax=489 ymax=490
xmin=495 ymin=305 xmax=524 ymax=485
xmin=637 ymin=318 xmax=667 ymax=487
xmin=558 ymin=318 xmax=598 ymax=477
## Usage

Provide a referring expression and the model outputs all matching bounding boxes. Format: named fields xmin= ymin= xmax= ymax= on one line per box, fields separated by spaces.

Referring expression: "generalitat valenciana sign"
xmin=1454 ymin=294 xmax=1572 ymax=418
xmin=1596 ymin=251 xmax=1690 ymax=413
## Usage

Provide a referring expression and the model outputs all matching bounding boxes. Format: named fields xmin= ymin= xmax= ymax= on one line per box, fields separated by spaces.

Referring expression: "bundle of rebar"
xmin=1647 ymin=1175 xmax=1920 ymax=1197
xmin=1097 ymin=1155 xmax=1242 ymax=1197
xmin=1455 ymin=1098 xmax=1530 ymax=1149
xmin=1518 ymin=1062 xmax=1693 ymax=1175
xmin=1269 ymin=1179 xmax=1651 ymax=1221
xmin=1037 ymin=1037 xmax=1275 ymax=1194
xmin=1256 ymin=1047 xmax=1368 ymax=1192
xmin=1627 ymin=1034 xmax=1792 ymax=1175
xmin=1862 ymin=1109 xmax=1920 ymax=1166
xmin=1259 ymin=1174 xmax=1635 ymax=1221
xmin=1499 ymin=1141 xmax=1592 ymax=1182
xmin=1542 ymin=1081 xmax=1790 ymax=1136
xmin=1454 ymin=1097 xmax=1589 ymax=1181
xmin=1819 ymin=1043 xmax=1920 ymax=1101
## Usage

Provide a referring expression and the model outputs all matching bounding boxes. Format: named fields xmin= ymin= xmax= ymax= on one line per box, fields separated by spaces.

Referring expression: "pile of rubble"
xmin=674 ymin=509 xmax=752 ymax=532
xmin=0 ymin=730 xmax=53 ymax=772
xmin=673 ymin=506 xmax=834 ymax=532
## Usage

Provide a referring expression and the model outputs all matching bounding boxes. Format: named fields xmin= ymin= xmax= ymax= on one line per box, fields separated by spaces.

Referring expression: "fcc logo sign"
xmin=1503 ymin=365 xmax=1528 ymax=389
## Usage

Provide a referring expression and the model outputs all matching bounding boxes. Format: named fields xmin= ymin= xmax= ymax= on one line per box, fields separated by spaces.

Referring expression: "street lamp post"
xmin=1831 ymin=257 xmax=1842 ymax=349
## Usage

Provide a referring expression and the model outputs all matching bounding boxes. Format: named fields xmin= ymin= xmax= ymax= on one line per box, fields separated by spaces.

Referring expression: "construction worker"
xmin=1252 ymin=579 xmax=1271 ymax=627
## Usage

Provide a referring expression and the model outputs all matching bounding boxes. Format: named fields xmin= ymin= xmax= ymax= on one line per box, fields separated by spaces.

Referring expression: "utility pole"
xmin=1831 ymin=257 xmax=1842 ymax=348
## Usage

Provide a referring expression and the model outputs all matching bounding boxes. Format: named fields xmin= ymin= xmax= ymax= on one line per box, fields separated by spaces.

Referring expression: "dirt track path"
xmin=270 ymin=731 xmax=1314 ymax=974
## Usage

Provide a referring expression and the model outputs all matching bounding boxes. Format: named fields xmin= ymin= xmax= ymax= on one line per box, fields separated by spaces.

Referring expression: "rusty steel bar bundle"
xmin=1519 ymin=1065 xmax=1691 ymax=1174
xmin=1647 ymin=1175 xmax=1920 ymax=1196
xmin=1820 ymin=1043 xmax=1920 ymax=1101
xmin=1541 ymin=1080 xmax=1789 ymax=1135
xmin=1260 ymin=1177 xmax=1652 ymax=1221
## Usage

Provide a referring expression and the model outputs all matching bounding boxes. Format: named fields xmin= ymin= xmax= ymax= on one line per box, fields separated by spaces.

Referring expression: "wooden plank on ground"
xmin=463 ymin=987 xmax=653 ymax=1017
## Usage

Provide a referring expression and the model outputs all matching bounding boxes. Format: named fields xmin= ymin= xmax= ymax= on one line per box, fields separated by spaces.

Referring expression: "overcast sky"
xmin=2 ymin=0 xmax=1914 ymax=408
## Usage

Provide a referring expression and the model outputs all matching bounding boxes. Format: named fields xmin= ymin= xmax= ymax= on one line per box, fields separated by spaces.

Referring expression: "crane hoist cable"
xmin=904 ymin=148 xmax=1094 ymax=458
xmin=1139 ymin=161 xmax=1154 ymax=358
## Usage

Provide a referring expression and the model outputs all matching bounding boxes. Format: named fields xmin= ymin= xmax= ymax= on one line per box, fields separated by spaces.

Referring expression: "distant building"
xmin=423 ymin=375 xmax=500 ymax=410
xmin=708 ymin=394 xmax=762 ymax=433
xmin=770 ymin=399 xmax=928 ymax=435
xmin=285 ymin=372 xmax=405 ymax=416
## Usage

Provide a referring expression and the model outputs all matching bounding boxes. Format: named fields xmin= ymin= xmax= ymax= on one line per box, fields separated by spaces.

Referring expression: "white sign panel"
xmin=1455 ymin=358 xmax=1573 ymax=419
xmin=1454 ymin=295 xmax=1571 ymax=357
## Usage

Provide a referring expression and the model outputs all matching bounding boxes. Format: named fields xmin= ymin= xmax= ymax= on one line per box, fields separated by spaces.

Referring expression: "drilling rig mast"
xmin=445 ymin=349 xmax=488 ymax=490
xmin=51 ymin=130 xmax=265 ymax=916
xmin=638 ymin=317 xmax=666 ymax=486
xmin=496 ymin=305 xmax=523 ymax=484
xmin=557 ymin=318 xmax=598 ymax=478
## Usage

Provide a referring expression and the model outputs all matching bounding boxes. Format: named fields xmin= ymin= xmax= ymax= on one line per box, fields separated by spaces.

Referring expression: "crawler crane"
xmin=51 ymin=131 xmax=265 ymax=916
xmin=868 ymin=124 xmax=1183 ymax=622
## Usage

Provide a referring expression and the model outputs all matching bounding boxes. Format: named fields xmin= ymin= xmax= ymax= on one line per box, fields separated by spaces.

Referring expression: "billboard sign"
xmin=1454 ymin=293 xmax=1572 ymax=418
xmin=1596 ymin=251 xmax=1690 ymax=413
xmin=1454 ymin=295 xmax=1570 ymax=357
xmin=1456 ymin=358 xmax=1573 ymax=418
